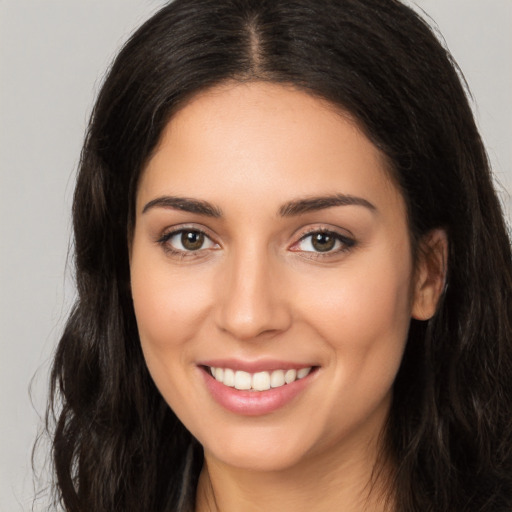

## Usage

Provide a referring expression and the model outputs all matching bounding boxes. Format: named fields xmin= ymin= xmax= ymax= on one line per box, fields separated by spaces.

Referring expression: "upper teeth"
xmin=209 ymin=367 xmax=312 ymax=391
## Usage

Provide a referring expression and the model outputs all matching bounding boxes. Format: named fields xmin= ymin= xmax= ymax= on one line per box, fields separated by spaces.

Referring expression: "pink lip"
xmin=199 ymin=364 xmax=317 ymax=416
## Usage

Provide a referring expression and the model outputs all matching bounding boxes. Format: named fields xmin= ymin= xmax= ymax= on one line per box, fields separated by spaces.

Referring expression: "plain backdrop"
xmin=0 ymin=1 xmax=511 ymax=510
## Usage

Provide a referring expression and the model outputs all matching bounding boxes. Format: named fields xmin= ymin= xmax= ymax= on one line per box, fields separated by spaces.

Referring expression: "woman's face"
xmin=130 ymin=82 xmax=435 ymax=472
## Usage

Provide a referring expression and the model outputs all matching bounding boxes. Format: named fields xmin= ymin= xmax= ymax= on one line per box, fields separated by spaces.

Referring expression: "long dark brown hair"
xmin=45 ymin=0 xmax=512 ymax=510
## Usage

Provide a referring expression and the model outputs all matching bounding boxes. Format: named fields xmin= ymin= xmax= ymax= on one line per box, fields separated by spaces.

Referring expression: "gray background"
xmin=1 ymin=1 xmax=510 ymax=510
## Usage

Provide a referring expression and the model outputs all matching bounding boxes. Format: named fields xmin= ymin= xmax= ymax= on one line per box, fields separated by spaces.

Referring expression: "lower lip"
xmin=201 ymin=368 xmax=315 ymax=416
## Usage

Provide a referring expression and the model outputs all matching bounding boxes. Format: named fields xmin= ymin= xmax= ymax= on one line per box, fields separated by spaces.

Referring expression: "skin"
xmin=130 ymin=82 xmax=447 ymax=512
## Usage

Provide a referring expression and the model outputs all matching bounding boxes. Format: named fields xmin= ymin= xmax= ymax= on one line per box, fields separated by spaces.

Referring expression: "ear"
xmin=411 ymin=229 xmax=448 ymax=321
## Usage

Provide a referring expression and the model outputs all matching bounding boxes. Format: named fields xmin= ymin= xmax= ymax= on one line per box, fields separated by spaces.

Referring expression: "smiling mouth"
xmin=205 ymin=366 xmax=314 ymax=392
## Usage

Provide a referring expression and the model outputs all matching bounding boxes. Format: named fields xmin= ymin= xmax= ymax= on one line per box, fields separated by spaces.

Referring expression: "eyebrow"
xmin=142 ymin=196 xmax=222 ymax=217
xmin=278 ymin=194 xmax=376 ymax=216
xmin=141 ymin=193 xmax=376 ymax=218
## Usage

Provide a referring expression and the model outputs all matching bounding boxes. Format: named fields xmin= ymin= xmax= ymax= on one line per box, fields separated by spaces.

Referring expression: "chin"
xmin=207 ymin=444 xmax=308 ymax=473
xmin=198 ymin=421 xmax=322 ymax=473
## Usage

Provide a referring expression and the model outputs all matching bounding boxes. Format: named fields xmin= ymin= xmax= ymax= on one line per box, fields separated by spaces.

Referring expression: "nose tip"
xmin=218 ymin=307 xmax=280 ymax=341
xmin=215 ymin=255 xmax=291 ymax=341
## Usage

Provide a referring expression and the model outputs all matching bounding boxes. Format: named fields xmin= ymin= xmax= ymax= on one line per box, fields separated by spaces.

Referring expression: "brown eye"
xmin=181 ymin=231 xmax=205 ymax=251
xmin=293 ymin=230 xmax=355 ymax=255
xmin=311 ymin=232 xmax=336 ymax=252
xmin=160 ymin=229 xmax=217 ymax=253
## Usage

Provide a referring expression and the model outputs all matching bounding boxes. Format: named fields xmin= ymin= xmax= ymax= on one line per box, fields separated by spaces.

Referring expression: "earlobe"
xmin=411 ymin=229 xmax=448 ymax=321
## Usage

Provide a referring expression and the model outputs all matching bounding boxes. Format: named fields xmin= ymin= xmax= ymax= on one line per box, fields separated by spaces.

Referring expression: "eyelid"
xmin=154 ymin=223 xmax=355 ymax=259
xmin=289 ymin=226 xmax=356 ymax=255
xmin=156 ymin=224 xmax=220 ymax=256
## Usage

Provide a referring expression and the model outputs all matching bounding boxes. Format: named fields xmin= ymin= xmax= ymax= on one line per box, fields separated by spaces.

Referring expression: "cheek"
xmin=285 ymin=253 xmax=414 ymax=447
xmin=129 ymin=243 xmax=214 ymax=392
xmin=133 ymin=272 xmax=206 ymax=347
xmin=130 ymin=241 xmax=210 ymax=343
xmin=296 ymin=250 xmax=413 ymax=381
xmin=130 ymin=254 xmax=215 ymax=428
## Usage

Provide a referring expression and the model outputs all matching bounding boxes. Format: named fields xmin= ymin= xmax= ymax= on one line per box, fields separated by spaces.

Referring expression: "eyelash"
xmin=156 ymin=227 xmax=356 ymax=259
xmin=156 ymin=227 xmax=218 ymax=258
xmin=292 ymin=229 xmax=356 ymax=258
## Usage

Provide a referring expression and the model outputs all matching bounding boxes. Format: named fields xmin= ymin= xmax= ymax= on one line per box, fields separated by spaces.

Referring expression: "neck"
xmin=195 ymin=431 xmax=394 ymax=512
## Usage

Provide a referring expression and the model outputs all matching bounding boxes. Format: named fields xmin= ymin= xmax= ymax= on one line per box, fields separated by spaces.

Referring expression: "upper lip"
xmin=198 ymin=358 xmax=317 ymax=373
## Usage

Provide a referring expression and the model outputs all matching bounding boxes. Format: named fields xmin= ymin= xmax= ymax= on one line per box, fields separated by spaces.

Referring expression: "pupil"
xmin=182 ymin=231 xmax=204 ymax=250
xmin=312 ymin=233 xmax=335 ymax=252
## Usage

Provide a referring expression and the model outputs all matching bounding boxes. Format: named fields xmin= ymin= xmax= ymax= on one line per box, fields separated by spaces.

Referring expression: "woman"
xmin=47 ymin=0 xmax=512 ymax=510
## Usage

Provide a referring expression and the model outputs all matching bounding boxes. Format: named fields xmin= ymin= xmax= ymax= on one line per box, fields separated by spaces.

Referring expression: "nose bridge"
xmin=215 ymin=241 xmax=290 ymax=340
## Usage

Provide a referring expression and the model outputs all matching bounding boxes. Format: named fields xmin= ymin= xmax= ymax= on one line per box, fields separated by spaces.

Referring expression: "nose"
xmin=214 ymin=247 xmax=292 ymax=341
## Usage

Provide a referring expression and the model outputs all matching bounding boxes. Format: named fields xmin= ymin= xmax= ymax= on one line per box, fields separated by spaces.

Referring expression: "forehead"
xmin=137 ymin=81 xmax=403 ymax=218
